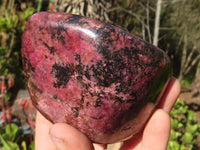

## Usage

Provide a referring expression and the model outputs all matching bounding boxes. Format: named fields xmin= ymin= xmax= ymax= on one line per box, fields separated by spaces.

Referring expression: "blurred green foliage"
xmin=0 ymin=123 xmax=34 ymax=150
xmin=168 ymin=99 xmax=200 ymax=150
xmin=0 ymin=1 xmax=35 ymax=149
xmin=0 ymin=1 xmax=35 ymax=87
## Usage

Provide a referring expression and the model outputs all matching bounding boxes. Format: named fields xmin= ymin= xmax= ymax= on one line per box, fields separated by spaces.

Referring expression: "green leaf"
xmin=3 ymin=141 xmax=20 ymax=150
xmin=171 ymin=118 xmax=179 ymax=129
xmin=171 ymin=118 xmax=184 ymax=130
xmin=180 ymin=144 xmax=186 ymax=150
xmin=5 ymin=124 xmax=19 ymax=142
xmin=21 ymin=141 xmax=27 ymax=150
xmin=181 ymin=132 xmax=194 ymax=145
xmin=170 ymin=99 xmax=188 ymax=116
xmin=169 ymin=130 xmax=182 ymax=141
xmin=167 ymin=141 xmax=182 ymax=150
xmin=0 ymin=135 xmax=19 ymax=150
xmin=187 ymin=110 xmax=196 ymax=122
xmin=186 ymin=123 xmax=199 ymax=135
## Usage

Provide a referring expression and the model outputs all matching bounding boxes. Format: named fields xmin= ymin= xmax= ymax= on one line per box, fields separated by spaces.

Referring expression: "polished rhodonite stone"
xmin=22 ymin=12 xmax=172 ymax=144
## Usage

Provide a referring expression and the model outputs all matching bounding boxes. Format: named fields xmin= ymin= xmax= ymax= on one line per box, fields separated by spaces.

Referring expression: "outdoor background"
xmin=0 ymin=0 xmax=200 ymax=149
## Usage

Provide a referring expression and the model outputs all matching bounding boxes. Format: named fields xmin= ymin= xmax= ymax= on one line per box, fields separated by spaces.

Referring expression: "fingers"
xmin=141 ymin=109 xmax=171 ymax=150
xmin=49 ymin=123 xmax=94 ymax=150
xmin=120 ymin=109 xmax=171 ymax=150
xmin=35 ymin=111 xmax=106 ymax=150
xmin=120 ymin=77 xmax=180 ymax=150
xmin=158 ymin=77 xmax=181 ymax=113
xmin=35 ymin=111 xmax=94 ymax=150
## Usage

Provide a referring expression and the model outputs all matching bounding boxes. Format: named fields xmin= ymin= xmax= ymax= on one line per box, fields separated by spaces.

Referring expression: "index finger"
xmin=157 ymin=77 xmax=181 ymax=113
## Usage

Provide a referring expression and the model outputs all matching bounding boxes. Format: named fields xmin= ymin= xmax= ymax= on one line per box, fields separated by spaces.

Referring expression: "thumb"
xmin=49 ymin=123 xmax=94 ymax=150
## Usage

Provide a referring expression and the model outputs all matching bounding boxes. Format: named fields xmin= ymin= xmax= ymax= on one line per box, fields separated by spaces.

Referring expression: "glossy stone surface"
xmin=22 ymin=12 xmax=172 ymax=144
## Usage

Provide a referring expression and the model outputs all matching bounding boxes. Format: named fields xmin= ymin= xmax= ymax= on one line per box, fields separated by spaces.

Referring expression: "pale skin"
xmin=35 ymin=77 xmax=180 ymax=150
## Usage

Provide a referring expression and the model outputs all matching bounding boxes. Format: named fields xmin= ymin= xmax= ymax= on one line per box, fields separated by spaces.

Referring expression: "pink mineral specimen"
xmin=22 ymin=12 xmax=172 ymax=144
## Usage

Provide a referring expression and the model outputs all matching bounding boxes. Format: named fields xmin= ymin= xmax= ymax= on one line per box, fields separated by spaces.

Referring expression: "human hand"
xmin=35 ymin=77 xmax=180 ymax=150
